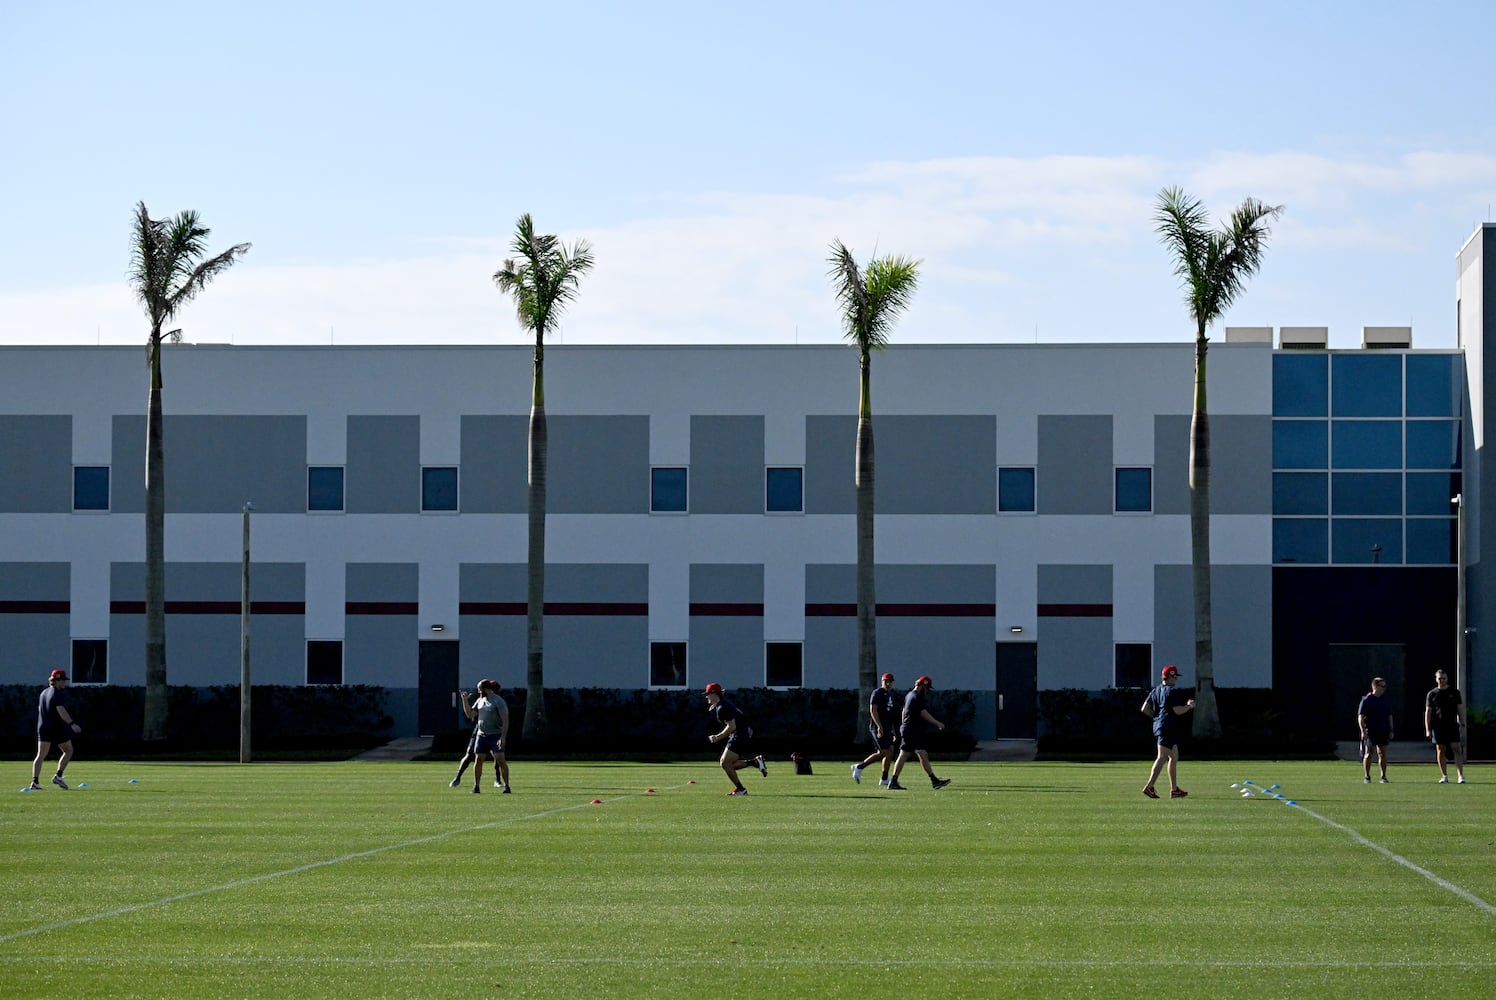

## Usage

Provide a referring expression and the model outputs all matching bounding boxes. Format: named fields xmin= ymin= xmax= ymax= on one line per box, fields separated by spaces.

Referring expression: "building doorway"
xmin=1328 ymin=643 xmax=1406 ymax=740
xmin=417 ymin=640 xmax=461 ymax=736
xmin=995 ymin=641 xmax=1038 ymax=739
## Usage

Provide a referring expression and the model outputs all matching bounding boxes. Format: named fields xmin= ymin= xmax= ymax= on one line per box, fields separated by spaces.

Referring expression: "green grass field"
xmin=2 ymin=757 xmax=1492 ymax=999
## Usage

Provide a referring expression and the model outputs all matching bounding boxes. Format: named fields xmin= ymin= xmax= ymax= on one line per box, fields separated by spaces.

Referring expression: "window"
xmin=71 ymin=639 xmax=107 ymax=684
xmin=308 ymin=466 xmax=344 ymax=512
xmin=998 ymin=467 xmax=1036 ymax=512
xmin=651 ymin=467 xmax=688 ymax=513
xmin=765 ymin=641 xmax=803 ymax=687
xmin=1274 ymin=519 xmax=1327 ymax=564
xmin=1406 ymin=420 xmax=1460 ymax=470
xmin=1406 ymin=473 xmax=1460 ymax=516
xmin=649 ymin=641 xmax=687 ymax=687
xmin=307 ymin=640 xmax=344 ymax=685
xmin=1331 ymin=519 xmax=1402 ymax=564
xmin=1331 ymin=473 xmax=1402 ymax=516
xmin=73 ymin=466 xmax=109 ymax=511
xmin=766 ymin=467 xmax=803 ymax=513
xmin=1331 ymin=354 xmax=1402 ymax=416
xmin=1406 ymin=354 xmax=1461 ymax=417
xmin=1114 ymin=467 xmax=1152 ymax=513
xmin=1406 ymin=519 xmax=1456 ymax=565
xmin=1114 ymin=643 xmax=1152 ymax=688
xmin=1273 ymin=473 xmax=1328 ymax=515
xmin=1273 ymin=420 xmax=1328 ymax=468
xmin=1273 ymin=353 xmax=1329 ymax=417
xmin=1331 ymin=421 xmax=1401 ymax=469
xmin=422 ymin=467 xmax=458 ymax=512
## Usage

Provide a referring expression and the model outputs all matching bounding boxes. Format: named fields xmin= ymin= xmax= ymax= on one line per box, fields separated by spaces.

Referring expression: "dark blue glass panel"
xmin=1406 ymin=519 xmax=1456 ymax=565
xmin=765 ymin=467 xmax=803 ymax=512
xmin=651 ymin=467 xmax=688 ymax=512
xmin=308 ymin=466 xmax=344 ymax=511
xmin=1406 ymin=473 xmax=1460 ymax=515
xmin=1273 ymin=420 xmax=1328 ymax=469
xmin=1273 ymin=354 xmax=1329 ymax=416
xmin=1406 ymin=354 xmax=1461 ymax=417
xmin=1273 ymin=473 xmax=1327 ymax=515
xmin=73 ymin=466 xmax=110 ymax=511
xmin=1114 ymin=467 xmax=1152 ymax=512
xmin=1273 ymin=519 xmax=1327 ymax=564
xmin=1331 ymin=473 xmax=1402 ymax=515
xmin=998 ymin=466 xmax=1035 ymax=512
xmin=1332 ymin=518 xmax=1402 ymax=564
xmin=421 ymin=467 xmax=458 ymax=511
xmin=1332 ymin=421 xmax=1401 ymax=469
xmin=1331 ymin=354 xmax=1401 ymax=416
xmin=1405 ymin=420 xmax=1460 ymax=470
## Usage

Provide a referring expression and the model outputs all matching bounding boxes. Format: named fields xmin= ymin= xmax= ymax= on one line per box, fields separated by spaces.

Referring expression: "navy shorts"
xmin=38 ymin=725 xmax=71 ymax=745
xmin=1155 ymin=734 xmax=1179 ymax=751
xmin=474 ymin=732 xmax=505 ymax=755
xmin=724 ymin=732 xmax=755 ymax=758
xmin=899 ymin=728 xmax=927 ymax=754
xmin=1431 ymin=726 xmax=1461 ymax=747
xmin=869 ymin=726 xmax=897 ymax=751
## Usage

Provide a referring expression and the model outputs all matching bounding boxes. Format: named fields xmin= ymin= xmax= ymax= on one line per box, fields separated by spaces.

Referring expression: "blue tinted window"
xmin=765 ymin=467 xmax=803 ymax=512
xmin=1273 ymin=421 xmax=1328 ymax=468
xmin=1406 ymin=473 xmax=1460 ymax=515
xmin=73 ymin=466 xmax=110 ymax=511
xmin=998 ymin=467 xmax=1036 ymax=512
xmin=1332 ymin=354 xmax=1401 ymax=416
xmin=1273 ymin=473 xmax=1327 ymax=515
xmin=1114 ymin=467 xmax=1152 ymax=512
xmin=1406 ymin=519 xmax=1456 ymax=565
xmin=1332 ymin=421 xmax=1401 ymax=469
xmin=308 ymin=466 xmax=344 ymax=512
xmin=1405 ymin=420 xmax=1460 ymax=470
xmin=1273 ymin=519 xmax=1327 ymax=563
xmin=1331 ymin=473 xmax=1401 ymax=515
xmin=421 ymin=467 xmax=458 ymax=511
xmin=651 ymin=467 xmax=688 ymax=512
xmin=1273 ymin=354 xmax=1329 ymax=416
xmin=1406 ymin=354 xmax=1461 ymax=417
xmin=1332 ymin=519 xmax=1402 ymax=564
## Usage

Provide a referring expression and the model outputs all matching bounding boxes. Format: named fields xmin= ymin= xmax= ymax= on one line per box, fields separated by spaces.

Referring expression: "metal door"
xmin=995 ymin=641 xmax=1038 ymax=739
xmin=417 ymin=641 xmax=461 ymax=736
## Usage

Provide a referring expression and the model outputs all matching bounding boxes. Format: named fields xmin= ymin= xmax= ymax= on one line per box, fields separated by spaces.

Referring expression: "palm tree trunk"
xmin=523 ymin=348 xmax=548 ymax=742
xmin=855 ymin=352 xmax=877 ymax=743
xmin=1189 ymin=334 xmax=1221 ymax=739
xmin=143 ymin=329 xmax=169 ymax=741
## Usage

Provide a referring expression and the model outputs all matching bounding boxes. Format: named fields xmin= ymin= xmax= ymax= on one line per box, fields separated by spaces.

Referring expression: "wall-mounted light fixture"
xmin=430 ymin=624 xmax=445 ymax=633
xmin=1008 ymin=625 xmax=1024 ymax=634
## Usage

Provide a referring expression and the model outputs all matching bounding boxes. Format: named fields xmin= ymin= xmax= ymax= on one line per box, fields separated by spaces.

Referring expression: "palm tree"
xmin=493 ymin=214 xmax=594 ymax=742
xmin=128 ymin=202 xmax=250 ymax=740
xmin=827 ymin=240 xmax=920 ymax=741
xmin=1154 ymin=187 xmax=1281 ymax=740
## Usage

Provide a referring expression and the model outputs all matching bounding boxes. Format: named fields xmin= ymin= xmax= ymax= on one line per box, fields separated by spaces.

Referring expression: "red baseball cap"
xmin=916 ymin=675 xmax=933 ymax=688
xmin=880 ymin=673 xmax=895 ymax=683
xmin=1161 ymin=664 xmax=1180 ymax=678
xmin=704 ymin=682 xmax=723 ymax=695
xmin=50 ymin=669 xmax=68 ymax=682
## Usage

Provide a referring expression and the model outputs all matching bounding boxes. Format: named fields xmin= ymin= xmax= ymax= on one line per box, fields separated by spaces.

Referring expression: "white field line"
xmin=1286 ymin=800 xmax=1496 ymax=917
xmin=0 ymin=784 xmax=691 ymax=945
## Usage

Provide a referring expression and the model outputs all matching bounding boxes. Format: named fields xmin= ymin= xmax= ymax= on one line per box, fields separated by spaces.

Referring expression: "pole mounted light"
xmin=240 ymin=502 xmax=254 ymax=764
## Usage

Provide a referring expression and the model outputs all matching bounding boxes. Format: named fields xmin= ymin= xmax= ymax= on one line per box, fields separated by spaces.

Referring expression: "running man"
xmin=1141 ymin=664 xmax=1194 ymax=799
xmin=705 ymin=682 xmax=767 ymax=795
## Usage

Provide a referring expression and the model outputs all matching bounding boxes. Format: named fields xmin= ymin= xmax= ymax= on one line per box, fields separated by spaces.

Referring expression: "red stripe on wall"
xmin=689 ymin=603 xmax=765 ymax=617
xmin=110 ymin=601 xmax=307 ymax=615
xmin=1037 ymin=603 xmax=1113 ymax=617
xmin=346 ymin=601 xmax=420 ymax=615
xmin=0 ymin=600 xmax=70 ymax=614
xmin=460 ymin=602 xmax=650 ymax=616
xmin=805 ymin=603 xmax=997 ymax=617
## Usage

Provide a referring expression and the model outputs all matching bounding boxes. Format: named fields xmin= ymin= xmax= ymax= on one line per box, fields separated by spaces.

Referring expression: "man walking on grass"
xmin=852 ymin=672 xmax=900 ymax=787
xmin=1141 ymin=664 xmax=1194 ymax=800
xmin=32 ymin=669 xmax=81 ymax=790
xmin=887 ymin=675 xmax=951 ymax=791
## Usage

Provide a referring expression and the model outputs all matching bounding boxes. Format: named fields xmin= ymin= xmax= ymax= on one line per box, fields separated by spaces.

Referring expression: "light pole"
xmin=1454 ymin=493 xmax=1468 ymax=742
xmin=240 ymin=501 xmax=253 ymax=763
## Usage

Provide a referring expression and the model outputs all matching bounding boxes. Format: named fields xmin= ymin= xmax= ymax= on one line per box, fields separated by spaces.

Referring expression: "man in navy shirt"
xmin=1424 ymin=669 xmax=1466 ymax=784
xmin=32 ymin=669 xmax=81 ymax=790
xmin=852 ymin=672 xmax=900 ymax=787
xmin=705 ymin=683 xmax=766 ymax=796
xmin=887 ymin=675 xmax=951 ymax=791
xmin=1140 ymin=664 xmax=1194 ymax=800
xmin=1357 ymin=677 xmax=1394 ymax=783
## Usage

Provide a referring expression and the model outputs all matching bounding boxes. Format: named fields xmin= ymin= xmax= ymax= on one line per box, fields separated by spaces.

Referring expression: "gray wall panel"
xmin=689 ymin=618 xmax=764 ymax=689
xmin=459 ymin=415 xmax=528 ymax=514
xmin=878 ymin=618 xmax=992 ymax=690
xmin=1211 ymin=416 xmax=1273 ymax=515
xmin=691 ymin=416 xmax=764 ymax=514
xmin=1038 ymin=415 xmax=1112 ymax=514
xmin=111 ymin=416 xmax=306 ymax=513
xmin=1155 ymin=563 xmax=1272 ymax=687
xmin=876 ymin=416 xmax=996 ymax=514
xmin=107 ymin=615 xmax=144 ymax=685
xmin=0 ymin=562 xmax=69 ymax=600
xmin=1038 ymin=618 xmax=1114 ymax=689
xmin=347 ymin=416 xmax=419 ymax=514
xmin=0 ymin=615 xmax=69 ymax=684
xmin=544 ymin=618 xmax=649 ymax=686
xmin=804 ymin=618 xmax=855 ymax=687
xmin=549 ymin=563 xmax=649 ymax=602
xmin=549 ymin=415 xmax=649 ymax=514
xmin=345 ymin=617 xmax=417 ymax=686
xmin=1037 ymin=564 xmax=1112 ymax=604
xmin=456 ymin=618 xmax=526 ymax=689
xmin=0 ymin=416 xmax=71 ymax=512
xmin=347 ymin=563 xmax=417 ymax=603
xmin=691 ymin=564 xmax=764 ymax=604
xmin=1154 ymin=415 xmax=1191 ymax=516
xmin=805 ymin=415 xmax=855 ymax=515
xmin=806 ymin=563 xmax=853 ymax=604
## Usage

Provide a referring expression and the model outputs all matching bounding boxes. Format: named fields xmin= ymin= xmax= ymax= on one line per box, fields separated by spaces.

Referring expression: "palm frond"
xmin=827 ymin=239 xmax=920 ymax=351
xmin=128 ymin=202 xmax=249 ymax=332
xmin=492 ymin=214 xmax=594 ymax=340
xmin=1155 ymin=187 xmax=1283 ymax=335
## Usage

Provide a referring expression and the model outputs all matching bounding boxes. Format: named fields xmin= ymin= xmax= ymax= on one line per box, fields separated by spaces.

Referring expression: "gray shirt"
xmin=473 ymin=694 xmax=508 ymax=736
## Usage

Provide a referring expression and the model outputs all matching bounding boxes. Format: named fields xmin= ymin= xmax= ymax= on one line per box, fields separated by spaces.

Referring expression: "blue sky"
xmin=3 ymin=1 xmax=1494 ymax=349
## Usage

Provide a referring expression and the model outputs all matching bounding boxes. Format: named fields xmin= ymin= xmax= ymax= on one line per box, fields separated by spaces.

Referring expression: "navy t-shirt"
xmin=713 ymin=697 xmax=746 ymax=732
xmin=1146 ymin=683 xmax=1187 ymax=740
xmin=37 ymin=685 xmax=68 ymax=737
xmin=869 ymin=687 xmax=898 ymax=730
xmin=1357 ymin=692 xmax=1393 ymax=737
xmin=901 ymin=689 xmax=928 ymax=733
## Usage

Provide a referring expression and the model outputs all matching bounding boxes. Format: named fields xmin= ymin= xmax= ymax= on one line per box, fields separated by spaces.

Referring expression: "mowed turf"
xmin=2 ymin=758 xmax=1492 ymax=999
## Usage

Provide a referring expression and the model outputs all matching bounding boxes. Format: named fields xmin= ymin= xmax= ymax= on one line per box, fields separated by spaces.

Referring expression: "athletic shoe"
xmin=1458 ymin=776 xmax=1466 ymax=784
xmin=1170 ymin=788 xmax=1188 ymax=799
xmin=851 ymin=764 xmax=863 ymax=784
xmin=1379 ymin=776 xmax=1389 ymax=784
xmin=1439 ymin=776 xmax=1449 ymax=783
xmin=754 ymin=755 xmax=768 ymax=777
xmin=29 ymin=780 xmax=41 ymax=791
xmin=1363 ymin=775 xmax=1371 ymax=783
xmin=51 ymin=774 xmax=68 ymax=790
xmin=728 ymin=787 xmax=748 ymax=796
xmin=471 ymin=786 xmax=480 ymax=794
xmin=878 ymin=779 xmax=890 ymax=788
xmin=449 ymin=777 xmax=461 ymax=788
xmin=495 ymin=780 xmax=503 ymax=788
xmin=502 ymin=785 xmax=512 ymax=794
xmin=1142 ymin=786 xmax=1159 ymax=799
xmin=931 ymin=778 xmax=951 ymax=790
xmin=887 ymin=781 xmax=907 ymax=791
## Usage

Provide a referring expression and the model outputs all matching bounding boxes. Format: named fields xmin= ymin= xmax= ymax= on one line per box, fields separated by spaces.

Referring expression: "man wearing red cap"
xmin=704 ymin=683 xmax=766 ymax=795
xmin=887 ymin=675 xmax=951 ymax=791
xmin=852 ymin=672 xmax=900 ymax=787
xmin=32 ymin=669 xmax=81 ymax=790
xmin=1140 ymin=664 xmax=1194 ymax=799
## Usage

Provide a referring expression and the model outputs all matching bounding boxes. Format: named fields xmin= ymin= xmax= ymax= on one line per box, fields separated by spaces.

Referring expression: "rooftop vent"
xmin=1224 ymin=326 xmax=1272 ymax=344
xmin=1362 ymin=326 xmax=1412 ymax=349
xmin=1279 ymin=327 xmax=1328 ymax=350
